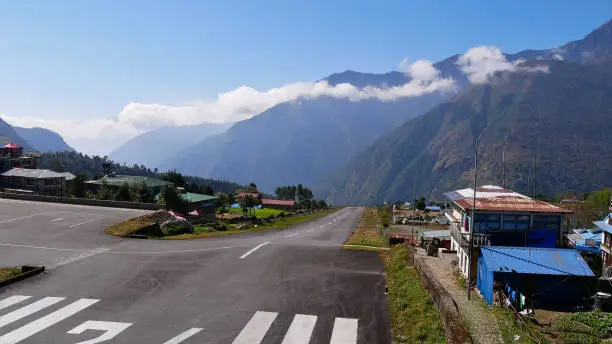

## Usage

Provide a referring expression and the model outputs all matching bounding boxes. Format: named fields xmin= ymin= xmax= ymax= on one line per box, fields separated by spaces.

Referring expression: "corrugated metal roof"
xmin=481 ymin=247 xmax=594 ymax=276
xmin=90 ymin=175 xmax=171 ymax=187
xmin=181 ymin=192 xmax=217 ymax=203
xmin=444 ymin=185 xmax=529 ymax=202
xmin=422 ymin=230 xmax=451 ymax=238
xmin=262 ymin=199 xmax=295 ymax=206
xmin=455 ymin=196 xmax=572 ymax=213
xmin=1 ymin=168 xmax=65 ymax=179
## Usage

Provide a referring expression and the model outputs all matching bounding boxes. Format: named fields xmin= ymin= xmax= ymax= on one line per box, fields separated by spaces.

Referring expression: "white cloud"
xmin=552 ymin=53 xmax=565 ymax=61
xmin=4 ymin=59 xmax=455 ymax=154
xmin=399 ymin=58 xmax=440 ymax=81
xmin=457 ymin=46 xmax=549 ymax=84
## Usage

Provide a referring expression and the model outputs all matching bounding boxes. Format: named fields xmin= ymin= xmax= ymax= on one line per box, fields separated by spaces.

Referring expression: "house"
xmin=477 ymin=247 xmax=596 ymax=310
xmin=261 ymin=199 xmax=295 ymax=210
xmin=445 ymin=185 xmax=572 ymax=279
xmin=566 ymin=228 xmax=602 ymax=255
xmin=593 ymin=214 xmax=612 ymax=275
xmin=182 ymin=192 xmax=217 ymax=221
xmin=0 ymin=143 xmax=39 ymax=171
xmin=87 ymin=175 xmax=171 ymax=195
xmin=1 ymin=168 xmax=68 ymax=196
xmin=238 ymin=193 xmax=261 ymax=199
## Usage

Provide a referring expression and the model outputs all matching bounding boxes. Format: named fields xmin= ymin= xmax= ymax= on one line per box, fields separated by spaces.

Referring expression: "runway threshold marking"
xmin=281 ymin=314 xmax=318 ymax=344
xmin=232 ymin=311 xmax=278 ymax=344
xmin=162 ymin=328 xmax=204 ymax=344
xmin=239 ymin=242 xmax=270 ymax=259
xmin=330 ymin=318 xmax=359 ymax=344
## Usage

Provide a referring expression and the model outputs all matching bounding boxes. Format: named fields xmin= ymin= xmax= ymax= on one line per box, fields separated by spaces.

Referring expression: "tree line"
xmin=274 ymin=184 xmax=313 ymax=201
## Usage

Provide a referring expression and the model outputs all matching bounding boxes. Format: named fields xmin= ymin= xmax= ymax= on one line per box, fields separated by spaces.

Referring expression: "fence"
xmin=0 ymin=192 xmax=162 ymax=210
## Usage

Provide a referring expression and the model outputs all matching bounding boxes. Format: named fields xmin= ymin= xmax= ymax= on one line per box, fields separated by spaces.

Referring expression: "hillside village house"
xmin=0 ymin=143 xmax=39 ymax=171
xmin=86 ymin=175 xmax=172 ymax=195
xmin=444 ymin=185 xmax=572 ymax=279
xmin=1 ymin=168 xmax=72 ymax=196
xmin=593 ymin=214 xmax=612 ymax=275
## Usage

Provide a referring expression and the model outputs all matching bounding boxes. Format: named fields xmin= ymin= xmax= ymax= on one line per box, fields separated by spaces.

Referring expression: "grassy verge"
xmin=104 ymin=218 xmax=154 ymax=236
xmin=226 ymin=207 xmax=284 ymax=218
xmin=385 ymin=245 xmax=446 ymax=344
xmin=344 ymin=207 xmax=388 ymax=248
xmin=161 ymin=208 xmax=340 ymax=239
xmin=0 ymin=267 xmax=22 ymax=282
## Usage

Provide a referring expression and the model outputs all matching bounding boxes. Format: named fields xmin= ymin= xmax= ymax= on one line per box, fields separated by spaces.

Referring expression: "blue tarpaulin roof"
xmin=480 ymin=247 xmax=594 ymax=276
xmin=593 ymin=214 xmax=612 ymax=234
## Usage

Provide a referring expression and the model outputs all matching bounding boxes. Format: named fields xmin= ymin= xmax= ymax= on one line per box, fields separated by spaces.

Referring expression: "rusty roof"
xmin=455 ymin=196 xmax=572 ymax=213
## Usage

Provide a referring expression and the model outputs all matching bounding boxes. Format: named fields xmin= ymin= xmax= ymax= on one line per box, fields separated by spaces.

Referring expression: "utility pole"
xmin=411 ymin=179 xmax=416 ymax=265
xmin=533 ymin=155 xmax=537 ymax=199
xmin=501 ymin=150 xmax=505 ymax=188
xmin=467 ymin=139 xmax=478 ymax=300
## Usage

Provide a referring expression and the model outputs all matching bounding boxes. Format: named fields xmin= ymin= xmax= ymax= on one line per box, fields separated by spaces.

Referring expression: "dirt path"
xmin=416 ymin=249 xmax=504 ymax=344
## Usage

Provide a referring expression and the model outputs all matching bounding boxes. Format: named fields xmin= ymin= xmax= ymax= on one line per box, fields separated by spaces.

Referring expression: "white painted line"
xmin=0 ymin=298 xmax=99 ymax=344
xmin=51 ymin=218 xmax=63 ymax=222
xmin=283 ymin=233 xmax=298 ymax=238
xmin=239 ymin=242 xmax=270 ymax=259
xmin=162 ymin=328 xmax=204 ymax=344
xmin=0 ymin=213 xmax=44 ymax=224
xmin=307 ymin=229 xmax=315 ymax=232
xmin=0 ymin=242 xmax=247 ymax=255
xmin=68 ymin=218 xmax=98 ymax=228
xmin=330 ymin=317 xmax=358 ymax=344
xmin=232 ymin=311 xmax=277 ymax=344
xmin=281 ymin=314 xmax=317 ymax=344
xmin=67 ymin=320 xmax=132 ymax=344
xmin=0 ymin=297 xmax=65 ymax=329
xmin=0 ymin=296 xmax=31 ymax=311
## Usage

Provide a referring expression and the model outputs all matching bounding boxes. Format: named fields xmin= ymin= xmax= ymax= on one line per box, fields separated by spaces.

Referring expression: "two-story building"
xmin=445 ymin=185 xmax=572 ymax=279
xmin=1 ymin=168 xmax=68 ymax=196
xmin=593 ymin=214 xmax=612 ymax=275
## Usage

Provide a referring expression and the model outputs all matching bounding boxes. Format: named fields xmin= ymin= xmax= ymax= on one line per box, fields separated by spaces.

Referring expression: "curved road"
xmin=0 ymin=199 xmax=390 ymax=343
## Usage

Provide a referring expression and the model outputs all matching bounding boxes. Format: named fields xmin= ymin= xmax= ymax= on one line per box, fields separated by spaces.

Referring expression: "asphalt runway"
xmin=0 ymin=199 xmax=390 ymax=343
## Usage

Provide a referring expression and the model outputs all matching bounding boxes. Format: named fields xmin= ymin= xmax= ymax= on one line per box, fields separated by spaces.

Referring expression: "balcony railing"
xmin=451 ymin=225 xmax=490 ymax=248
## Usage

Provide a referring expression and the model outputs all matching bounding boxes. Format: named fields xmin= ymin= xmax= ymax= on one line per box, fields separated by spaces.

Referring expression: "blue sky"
xmin=1 ymin=1 xmax=611 ymax=153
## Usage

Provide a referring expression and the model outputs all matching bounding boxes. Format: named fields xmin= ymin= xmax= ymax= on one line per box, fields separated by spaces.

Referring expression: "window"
xmin=503 ymin=214 xmax=530 ymax=230
xmin=474 ymin=213 xmax=500 ymax=232
xmin=533 ymin=215 xmax=560 ymax=231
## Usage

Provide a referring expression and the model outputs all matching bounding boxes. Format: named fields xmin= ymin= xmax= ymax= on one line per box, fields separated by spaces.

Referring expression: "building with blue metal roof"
xmin=593 ymin=213 xmax=612 ymax=275
xmin=477 ymin=247 xmax=597 ymax=310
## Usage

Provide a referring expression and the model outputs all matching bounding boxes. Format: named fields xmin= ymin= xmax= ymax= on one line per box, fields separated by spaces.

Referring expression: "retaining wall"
xmin=0 ymin=192 xmax=162 ymax=210
xmin=413 ymin=253 xmax=473 ymax=344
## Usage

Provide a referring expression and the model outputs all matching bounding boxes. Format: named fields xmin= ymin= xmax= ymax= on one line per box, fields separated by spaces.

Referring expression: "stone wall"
xmin=0 ymin=192 xmax=162 ymax=210
xmin=413 ymin=253 xmax=473 ymax=344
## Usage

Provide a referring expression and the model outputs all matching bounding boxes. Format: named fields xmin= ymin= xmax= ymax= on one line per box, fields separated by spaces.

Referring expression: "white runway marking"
xmin=0 ymin=296 xmax=31 ymax=311
xmin=67 ymin=320 xmax=132 ymax=344
xmin=68 ymin=218 xmax=99 ymax=228
xmin=307 ymin=229 xmax=315 ymax=232
xmin=281 ymin=314 xmax=318 ymax=344
xmin=0 ymin=213 xmax=44 ymax=224
xmin=0 ymin=242 xmax=246 ymax=255
xmin=51 ymin=218 xmax=63 ymax=222
xmin=0 ymin=298 xmax=99 ymax=344
xmin=239 ymin=242 xmax=269 ymax=259
xmin=0 ymin=297 xmax=65 ymax=329
xmin=283 ymin=233 xmax=297 ymax=238
xmin=232 ymin=311 xmax=277 ymax=344
xmin=162 ymin=328 xmax=204 ymax=344
xmin=330 ymin=317 xmax=358 ymax=344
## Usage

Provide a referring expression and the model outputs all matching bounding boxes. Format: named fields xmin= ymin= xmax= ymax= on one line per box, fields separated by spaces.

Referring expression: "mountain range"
xmin=0 ymin=117 xmax=73 ymax=153
xmin=316 ymin=59 xmax=612 ymax=204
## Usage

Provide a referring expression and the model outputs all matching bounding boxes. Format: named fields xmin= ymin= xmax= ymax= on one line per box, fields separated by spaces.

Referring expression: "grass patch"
xmin=552 ymin=312 xmax=612 ymax=344
xmin=0 ymin=267 xmax=22 ymax=282
xmin=385 ymin=245 xmax=446 ymax=344
xmin=161 ymin=208 xmax=340 ymax=239
xmin=104 ymin=218 xmax=154 ymax=236
xmin=226 ymin=207 xmax=284 ymax=218
xmin=344 ymin=207 xmax=388 ymax=248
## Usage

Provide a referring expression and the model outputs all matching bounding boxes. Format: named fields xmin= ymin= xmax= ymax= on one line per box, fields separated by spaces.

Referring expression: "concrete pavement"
xmin=0 ymin=199 xmax=390 ymax=343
